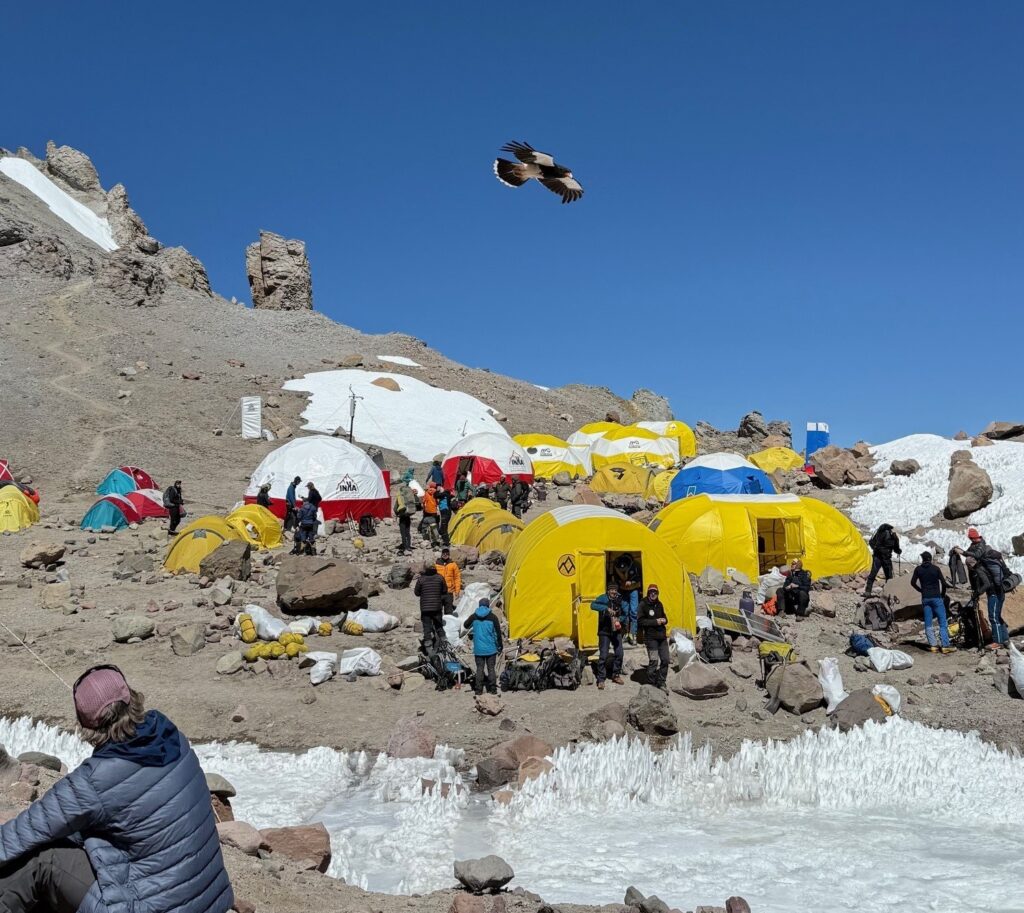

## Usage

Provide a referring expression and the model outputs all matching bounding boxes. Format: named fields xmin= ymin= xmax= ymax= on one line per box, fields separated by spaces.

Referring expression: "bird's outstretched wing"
xmin=540 ymin=176 xmax=584 ymax=204
xmin=500 ymin=141 xmax=556 ymax=168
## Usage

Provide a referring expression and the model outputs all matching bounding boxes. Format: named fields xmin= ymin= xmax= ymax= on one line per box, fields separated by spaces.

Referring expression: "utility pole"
xmin=347 ymin=386 xmax=364 ymax=443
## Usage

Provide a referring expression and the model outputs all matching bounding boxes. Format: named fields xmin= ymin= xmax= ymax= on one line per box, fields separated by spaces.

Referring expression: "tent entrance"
xmin=754 ymin=518 xmax=804 ymax=574
xmin=457 ymin=457 xmax=476 ymax=482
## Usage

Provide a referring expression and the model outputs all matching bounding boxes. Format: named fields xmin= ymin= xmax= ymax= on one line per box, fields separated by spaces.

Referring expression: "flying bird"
xmin=493 ymin=141 xmax=584 ymax=204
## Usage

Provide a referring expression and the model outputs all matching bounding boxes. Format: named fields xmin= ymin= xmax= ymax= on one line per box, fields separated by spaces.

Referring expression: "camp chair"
xmin=708 ymin=603 xmax=785 ymax=643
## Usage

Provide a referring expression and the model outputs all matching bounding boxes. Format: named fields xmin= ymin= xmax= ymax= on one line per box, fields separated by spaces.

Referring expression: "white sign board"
xmin=241 ymin=396 xmax=262 ymax=439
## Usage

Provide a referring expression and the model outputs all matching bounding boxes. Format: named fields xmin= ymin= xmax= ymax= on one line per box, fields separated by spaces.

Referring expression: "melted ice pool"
xmin=3 ymin=716 xmax=1022 ymax=912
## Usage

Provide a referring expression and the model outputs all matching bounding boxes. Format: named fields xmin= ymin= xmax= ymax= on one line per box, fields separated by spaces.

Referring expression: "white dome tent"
xmin=442 ymin=432 xmax=533 ymax=488
xmin=245 ymin=435 xmax=390 ymax=521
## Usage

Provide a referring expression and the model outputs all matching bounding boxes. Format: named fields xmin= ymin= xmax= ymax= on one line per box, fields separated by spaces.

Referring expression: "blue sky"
xmin=6 ymin=2 xmax=1023 ymax=445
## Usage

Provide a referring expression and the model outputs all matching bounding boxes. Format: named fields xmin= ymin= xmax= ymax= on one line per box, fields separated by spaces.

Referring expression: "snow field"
xmin=0 ymin=156 xmax=117 ymax=252
xmin=283 ymin=369 xmax=508 ymax=463
xmin=3 ymin=715 xmax=1022 ymax=911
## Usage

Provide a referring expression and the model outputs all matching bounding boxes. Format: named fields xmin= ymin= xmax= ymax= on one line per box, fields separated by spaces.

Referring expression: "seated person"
xmin=780 ymin=558 xmax=812 ymax=616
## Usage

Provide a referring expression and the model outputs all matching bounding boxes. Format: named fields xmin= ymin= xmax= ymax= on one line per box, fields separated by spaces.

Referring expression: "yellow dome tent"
xmin=0 ymin=486 xmax=39 ymax=533
xmin=649 ymin=494 xmax=870 ymax=581
xmin=590 ymin=463 xmax=657 ymax=496
xmin=462 ymin=510 xmax=524 ymax=555
xmin=645 ymin=469 xmax=679 ymax=503
xmin=502 ymin=505 xmax=696 ymax=647
xmin=225 ymin=504 xmax=284 ymax=550
xmin=164 ymin=516 xmax=246 ymax=574
xmin=749 ymin=447 xmax=805 ymax=474
xmin=589 ymin=425 xmax=678 ymax=470
xmin=636 ymin=421 xmax=698 ymax=459
xmin=449 ymin=497 xmax=499 ymax=546
xmin=513 ymin=434 xmax=587 ymax=480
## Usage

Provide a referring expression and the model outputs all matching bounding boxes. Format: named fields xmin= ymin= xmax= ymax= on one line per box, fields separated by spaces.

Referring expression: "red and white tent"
xmin=442 ymin=432 xmax=533 ymax=489
xmin=120 ymin=466 xmax=157 ymax=490
xmin=245 ymin=436 xmax=391 ymax=521
xmin=125 ymin=489 xmax=168 ymax=520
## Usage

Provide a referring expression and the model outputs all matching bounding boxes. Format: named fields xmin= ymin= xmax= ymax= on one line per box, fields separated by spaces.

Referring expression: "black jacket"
xmin=869 ymin=524 xmax=901 ymax=558
xmin=911 ymin=562 xmax=947 ymax=599
xmin=256 ymin=490 xmax=271 ymax=508
xmin=305 ymin=487 xmax=323 ymax=507
xmin=637 ymin=597 xmax=668 ymax=640
xmin=163 ymin=484 xmax=183 ymax=508
xmin=511 ymin=480 xmax=529 ymax=504
xmin=968 ymin=560 xmax=996 ymax=597
xmin=783 ymin=569 xmax=812 ymax=592
xmin=414 ymin=568 xmax=448 ymax=615
xmin=493 ymin=482 xmax=511 ymax=503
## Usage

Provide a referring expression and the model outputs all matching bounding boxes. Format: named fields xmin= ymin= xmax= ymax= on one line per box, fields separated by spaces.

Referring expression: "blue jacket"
xmin=592 ymin=593 xmax=623 ymax=634
xmin=426 ymin=465 xmax=444 ymax=486
xmin=285 ymin=482 xmax=298 ymax=508
xmin=0 ymin=711 xmax=232 ymax=913
xmin=462 ymin=605 xmax=503 ymax=656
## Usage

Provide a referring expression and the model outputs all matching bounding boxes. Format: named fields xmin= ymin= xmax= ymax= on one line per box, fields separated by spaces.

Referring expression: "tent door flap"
xmin=574 ymin=549 xmax=606 ymax=650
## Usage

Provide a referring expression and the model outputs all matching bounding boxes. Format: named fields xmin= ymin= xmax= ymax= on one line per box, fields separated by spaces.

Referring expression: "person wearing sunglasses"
xmin=0 ymin=665 xmax=233 ymax=913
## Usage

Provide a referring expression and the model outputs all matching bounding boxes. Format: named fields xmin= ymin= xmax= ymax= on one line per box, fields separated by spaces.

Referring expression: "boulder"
xmin=950 ymin=450 xmax=973 ymax=467
xmin=216 ymin=651 xmax=245 ymax=675
xmin=475 ymin=694 xmax=504 ymax=716
xmin=170 ymin=625 xmax=205 ymax=656
xmin=111 ymin=615 xmax=155 ymax=643
xmin=338 ymin=354 xmax=364 ymax=367
xmin=205 ymin=773 xmax=236 ymax=798
xmin=371 ymin=376 xmax=401 ymax=391
xmin=475 ymin=758 xmax=515 ymax=789
xmin=572 ymin=488 xmax=604 ymax=507
xmin=581 ymin=702 xmax=628 ymax=741
xmin=19 ymin=542 xmax=65 ymax=569
xmin=246 ymin=230 xmax=313 ymax=311
xmin=980 ymin=421 xmax=1024 ymax=440
xmin=388 ymin=564 xmax=413 ymax=589
xmin=450 ymin=545 xmax=479 ymax=568
xmin=45 ymin=140 xmax=101 ymax=192
xmin=105 ymin=183 xmax=149 ymax=247
xmin=0 ymin=747 xmax=21 ymax=786
xmin=39 ymin=582 xmax=71 ymax=610
xmin=551 ymin=471 xmax=572 ymax=487
xmin=626 ymin=684 xmax=679 ymax=735
xmin=945 ymin=461 xmax=993 ymax=519
xmin=216 ymin=821 xmax=264 ymax=857
xmin=845 ymin=466 xmax=874 ymax=485
xmin=211 ymin=795 xmax=233 ymax=822
xmin=155 ymin=246 xmax=212 ymax=295
xmin=737 ymin=411 xmax=768 ymax=438
xmin=830 ymin=689 xmax=888 ymax=732
xmin=260 ymin=823 xmax=332 ymax=872
xmin=276 ymin=556 xmax=367 ymax=614
xmin=199 ymin=540 xmax=251 ymax=582
xmin=17 ymin=751 xmax=61 ymax=772
xmin=726 ymin=899 xmax=752 ymax=913
xmin=113 ymin=553 xmax=152 ymax=579
xmin=954 ymin=430 xmax=969 ymax=441
xmin=491 ymin=735 xmax=553 ymax=769
xmin=890 ymin=459 xmax=920 ymax=476
xmin=849 ymin=441 xmax=873 ymax=459
xmin=453 ymin=855 xmax=515 ymax=893
xmin=971 ymin=435 xmax=994 ymax=448
xmin=517 ymin=756 xmax=553 ymax=785
xmin=386 ymin=718 xmax=436 ymax=759
xmin=809 ymin=446 xmax=858 ymax=488
xmin=669 ymin=663 xmax=729 ymax=700
xmin=765 ymin=663 xmax=823 ymax=715
xmin=1012 ymin=535 xmax=1024 ymax=558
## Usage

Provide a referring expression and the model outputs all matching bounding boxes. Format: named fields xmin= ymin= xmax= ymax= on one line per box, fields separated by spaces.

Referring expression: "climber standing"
xmin=864 ymin=523 xmax=901 ymax=596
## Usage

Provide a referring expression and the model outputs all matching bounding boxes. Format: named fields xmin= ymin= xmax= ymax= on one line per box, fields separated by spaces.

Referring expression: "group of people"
xmin=592 ymin=581 xmax=670 ymax=689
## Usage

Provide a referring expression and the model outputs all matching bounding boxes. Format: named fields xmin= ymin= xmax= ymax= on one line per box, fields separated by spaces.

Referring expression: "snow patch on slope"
xmin=850 ymin=433 xmax=1024 ymax=571
xmin=376 ymin=355 xmax=421 ymax=367
xmin=283 ymin=369 xmax=508 ymax=463
xmin=0 ymin=156 xmax=117 ymax=252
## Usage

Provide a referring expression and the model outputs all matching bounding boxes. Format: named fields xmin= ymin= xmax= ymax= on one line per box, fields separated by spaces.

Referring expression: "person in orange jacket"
xmin=419 ymin=482 xmax=441 ymax=546
xmin=435 ymin=547 xmax=462 ymax=613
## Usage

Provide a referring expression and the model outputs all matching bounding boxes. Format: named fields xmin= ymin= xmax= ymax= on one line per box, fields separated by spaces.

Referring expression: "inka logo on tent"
xmin=627 ymin=439 xmax=642 ymax=448
xmin=538 ymin=448 xmax=554 ymax=457
xmin=508 ymin=453 xmax=526 ymax=468
xmin=333 ymin=475 xmax=359 ymax=496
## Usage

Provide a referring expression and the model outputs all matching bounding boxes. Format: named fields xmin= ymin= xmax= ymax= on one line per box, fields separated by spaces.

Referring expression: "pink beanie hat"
xmin=73 ymin=665 xmax=131 ymax=729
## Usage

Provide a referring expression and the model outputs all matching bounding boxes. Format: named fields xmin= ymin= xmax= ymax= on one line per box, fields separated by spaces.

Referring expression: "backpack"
xmin=860 ymin=596 xmax=894 ymax=631
xmin=297 ymin=502 xmax=318 ymax=528
xmin=162 ymin=487 xmax=175 ymax=509
xmin=1003 ymin=572 xmax=1022 ymax=594
xmin=700 ymin=629 xmax=732 ymax=663
xmin=358 ymin=515 xmax=376 ymax=537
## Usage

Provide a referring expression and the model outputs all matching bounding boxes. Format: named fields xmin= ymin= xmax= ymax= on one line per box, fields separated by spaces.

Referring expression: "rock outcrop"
xmin=630 ymin=389 xmax=672 ymax=422
xmin=246 ymin=230 xmax=313 ymax=311
xmin=45 ymin=141 xmax=101 ymax=194
xmin=105 ymin=183 xmax=148 ymax=248
xmin=156 ymin=246 xmax=212 ymax=295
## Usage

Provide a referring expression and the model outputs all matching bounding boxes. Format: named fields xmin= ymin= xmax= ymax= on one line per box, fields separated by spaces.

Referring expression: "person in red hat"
xmin=0 ymin=665 xmax=232 ymax=913
xmin=964 ymin=528 xmax=1011 ymax=648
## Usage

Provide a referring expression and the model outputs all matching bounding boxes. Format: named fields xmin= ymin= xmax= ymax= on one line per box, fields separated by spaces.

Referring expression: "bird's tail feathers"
xmin=493 ymin=158 xmax=529 ymax=188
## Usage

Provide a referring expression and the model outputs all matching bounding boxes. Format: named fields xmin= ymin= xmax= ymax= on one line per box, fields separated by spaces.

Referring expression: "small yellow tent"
xmin=513 ymin=434 xmax=587 ymax=480
xmin=636 ymin=421 xmax=698 ymax=459
xmin=164 ymin=516 xmax=245 ymax=574
xmin=225 ymin=504 xmax=283 ymax=550
xmin=462 ymin=510 xmax=524 ymax=555
xmin=649 ymin=493 xmax=870 ymax=581
xmin=0 ymin=487 xmax=39 ymax=533
xmin=749 ymin=447 xmax=805 ymax=473
xmin=449 ymin=497 xmax=499 ymax=545
xmin=589 ymin=426 xmax=678 ymax=470
xmin=502 ymin=505 xmax=696 ymax=646
xmin=645 ymin=469 xmax=678 ymax=503
xmin=590 ymin=463 xmax=657 ymax=496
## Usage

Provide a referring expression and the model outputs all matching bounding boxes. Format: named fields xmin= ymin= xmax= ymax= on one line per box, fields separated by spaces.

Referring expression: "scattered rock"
xmin=475 ymin=694 xmax=504 ymax=716
xmin=216 ymin=821 xmax=264 ymax=857
xmin=551 ymin=471 xmax=572 ymax=486
xmin=980 ymin=421 xmax=1024 ymax=440
xmin=971 ymin=435 xmax=994 ymax=448
xmin=113 ymin=553 xmax=152 ymax=580
xmin=206 ymin=773 xmax=237 ymax=798
xmin=945 ymin=461 xmax=994 ymax=519
xmin=765 ymin=663 xmax=823 ymax=715
xmin=18 ymin=751 xmax=61 ymax=772
xmin=386 ymin=718 xmax=436 ymax=759
xmin=581 ymin=702 xmax=629 ymax=741
xmin=19 ymin=542 xmax=65 ymax=569
xmin=199 ymin=540 xmax=252 ymax=582
xmin=670 ymin=663 xmax=729 ymax=700
xmin=216 ymin=651 xmax=245 ymax=675
xmin=111 ymin=615 xmax=155 ymax=643
xmin=230 ymin=705 xmax=247 ymax=723
xmin=830 ymin=689 xmax=888 ymax=732
xmin=170 ymin=625 xmax=206 ymax=656
xmin=246 ymin=230 xmax=314 ymax=311
xmin=726 ymin=899 xmax=752 ymax=913
xmin=260 ymin=823 xmax=332 ymax=873
xmin=453 ymin=855 xmax=514 ymax=894
xmin=890 ymin=459 xmax=920 ymax=476
xmin=517 ymin=756 xmax=554 ymax=785
xmin=626 ymin=684 xmax=679 ymax=735
xmin=388 ymin=564 xmax=413 ymax=589
xmin=39 ymin=582 xmax=72 ymax=610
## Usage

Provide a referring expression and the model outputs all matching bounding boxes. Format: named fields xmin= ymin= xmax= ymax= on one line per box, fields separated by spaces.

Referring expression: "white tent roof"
xmin=246 ymin=435 xmax=387 ymax=502
xmin=684 ymin=452 xmax=759 ymax=471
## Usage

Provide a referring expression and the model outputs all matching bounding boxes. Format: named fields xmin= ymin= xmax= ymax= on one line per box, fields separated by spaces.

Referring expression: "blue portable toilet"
xmin=669 ymin=452 xmax=776 ymax=501
xmin=805 ymin=422 xmax=831 ymax=460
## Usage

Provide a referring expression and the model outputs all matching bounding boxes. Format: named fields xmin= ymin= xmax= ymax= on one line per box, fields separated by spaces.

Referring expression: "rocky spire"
xmin=245 ymin=230 xmax=313 ymax=311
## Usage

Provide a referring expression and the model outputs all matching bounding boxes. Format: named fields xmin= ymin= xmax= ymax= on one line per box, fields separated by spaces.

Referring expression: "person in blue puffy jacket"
xmin=0 ymin=664 xmax=233 ymax=913
xmin=462 ymin=598 xmax=503 ymax=695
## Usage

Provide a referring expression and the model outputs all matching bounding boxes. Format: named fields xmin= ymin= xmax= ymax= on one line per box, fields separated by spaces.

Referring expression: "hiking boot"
xmin=612 ymin=676 xmax=625 ymax=685
xmin=941 ymin=646 xmax=957 ymax=654
xmin=597 ymin=681 xmax=606 ymax=690
xmin=929 ymin=646 xmax=939 ymax=653
xmin=626 ymin=634 xmax=636 ymax=646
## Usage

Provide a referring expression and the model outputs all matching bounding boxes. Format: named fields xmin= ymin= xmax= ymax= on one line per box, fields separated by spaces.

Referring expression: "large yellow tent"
xmin=590 ymin=463 xmax=657 ymax=496
xmin=749 ymin=447 xmax=805 ymax=473
xmin=636 ymin=421 xmax=698 ymax=459
xmin=462 ymin=510 xmax=524 ymax=555
xmin=449 ymin=497 xmax=499 ymax=545
xmin=513 ymin=434 xmax=587 ymax=480
xmin=0 ymin=487 xmax=39 ymax=533
xmin=645 ymin=469 xmax=679 ymax=503
xmin=589 ymin=426 xmax=678 ymax=470
xmin=649 ymin=493 xmax=870 ymax=581
xmin=164 ymin=516 xmax=246 ymax=574
xmin=502 ymin=505 xmax=696 ymax=646
xmin=225 ymin=504 xmax=283 ymax=550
